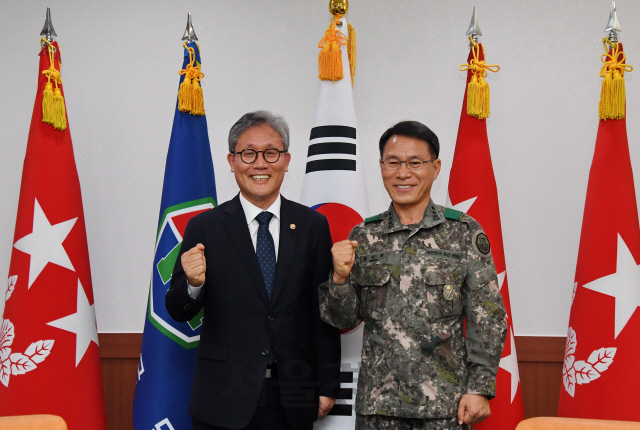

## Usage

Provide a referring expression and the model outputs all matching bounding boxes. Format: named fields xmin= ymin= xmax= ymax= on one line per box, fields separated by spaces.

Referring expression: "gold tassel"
xmin=613 ymin=70 xmax=625 ymax=119
xmin=466 ymin=75 xmax=478 ymax=117
xmin=318 ymin=17 xmax=347 ymax=81
xmin=52 ymin=87 xmax=67 ymax=131
xmin=191 ymin=79 xmax=205 ymax=116
xmin=599 ymin=71 xmax=613 ymax=119
xmin=598 ymin=40 xmax=633 ymax=120
xmin=42 ymin=82 xmax=54 ymax=124
xmin=460 ymin=38 xmax=499 ymax=120
xmin=178 ymin=43 xmax=206 ymax=115
xmin=347 ymin=22 xmax=357 ymax=86
xmin=476 ymin=76 xmax=490 ymax=120
xmin=41 ymin=38 xmax=67 ymax=130
xmin=178 ymin=76 xmax=192 ymax=113
xmin=318 ymin=41 xmax=343 ymax=81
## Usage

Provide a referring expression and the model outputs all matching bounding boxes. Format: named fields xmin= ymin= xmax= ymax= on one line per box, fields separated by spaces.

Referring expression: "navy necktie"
xmin=255 ymin=211 xmax=276 ymax=301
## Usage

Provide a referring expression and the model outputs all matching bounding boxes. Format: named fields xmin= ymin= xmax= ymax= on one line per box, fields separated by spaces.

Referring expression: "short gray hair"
xmin=228 ymin=111 xmax=290 ymax=153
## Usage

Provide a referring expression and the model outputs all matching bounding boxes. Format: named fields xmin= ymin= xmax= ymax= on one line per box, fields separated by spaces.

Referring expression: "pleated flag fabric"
xmin=1 ymin=40 xmax=107 ymax=429
xmin=558 ymin=44 xmax=640 ymax=421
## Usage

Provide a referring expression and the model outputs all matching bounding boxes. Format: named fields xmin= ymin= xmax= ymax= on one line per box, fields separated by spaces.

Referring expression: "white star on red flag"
xmin=445 ymin=194 xmax=477 ymax=213
xmin=499 ymin=327 xmax=521 ymax=403
xmin=12 ymin=199 xmax=77 ymax=288
xmin=497 ymin=271 xmax=505 ymax=291
xmin=581 ymin=234 xmax=640 ymax=338
xmin=47 ymin=280 xmax=99 ymax=367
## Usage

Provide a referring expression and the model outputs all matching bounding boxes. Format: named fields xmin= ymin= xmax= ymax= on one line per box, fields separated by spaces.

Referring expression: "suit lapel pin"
xmin=290 ymin=224 xmax=296 ymax=230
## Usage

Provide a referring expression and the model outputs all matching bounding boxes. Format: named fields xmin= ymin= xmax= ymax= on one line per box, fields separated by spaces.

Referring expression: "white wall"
xmin=1 ymin=0 xmax=639 ymax=336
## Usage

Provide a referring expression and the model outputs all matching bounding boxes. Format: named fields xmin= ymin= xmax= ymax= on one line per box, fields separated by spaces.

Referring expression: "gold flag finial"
xmin=329 ymin=0 xmax=349 ymax=16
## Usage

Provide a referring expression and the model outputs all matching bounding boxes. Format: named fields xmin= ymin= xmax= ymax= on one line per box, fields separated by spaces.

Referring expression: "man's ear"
xmin=227 ymin=153 xmax=235 ymax=172
xmin=284 ymin=152 xmax=291 ymax=172
xmin=432 ymin=158 xmax=442 ymax=180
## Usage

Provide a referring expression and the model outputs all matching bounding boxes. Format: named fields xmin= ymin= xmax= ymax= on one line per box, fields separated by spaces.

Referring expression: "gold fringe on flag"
xmin=347 ymin=22 xmax=357 ymax=86
xmin=178 ymin=43 xmax=205 ymax=116
xmin=318 ymin=16 xmax=347 ymax=82
xmin=599 ymin=39 xmax=633 ymax=120
xmin=41 ymin=38 xmax=67 ymax=131
xmin=459 ymin=38 xmax=500 ymax=120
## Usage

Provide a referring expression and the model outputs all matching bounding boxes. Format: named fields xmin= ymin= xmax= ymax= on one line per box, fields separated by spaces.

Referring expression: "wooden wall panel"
xmin=98 ymin=334 xmax=567 ymax=429
xmin=100 ymin=333 xmax=142 ymax=359
xmin=520 ymin=361 xmax=563 ymax=418
xmin=101 ymin=357 xmax=138 ymax=430
xmin=515 ymin=336 xmax=565 ymax=363
xmin=100 ymin=334 xmax=141 ymax=430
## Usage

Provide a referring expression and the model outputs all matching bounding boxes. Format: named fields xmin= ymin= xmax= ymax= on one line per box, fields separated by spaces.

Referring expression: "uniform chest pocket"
xmin=358 ymin=263 xmax=391 ymax=321
xmin=420 ymin=265 xmax=466 ymax=321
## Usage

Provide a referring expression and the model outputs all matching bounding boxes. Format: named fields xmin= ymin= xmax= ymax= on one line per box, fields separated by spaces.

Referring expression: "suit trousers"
xmin=192 ymin=374 xmax=313 ymax=430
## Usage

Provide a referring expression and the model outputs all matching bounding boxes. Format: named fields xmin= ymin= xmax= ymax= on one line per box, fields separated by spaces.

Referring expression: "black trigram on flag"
xmin=306 ymin=125 xmax=357 ymax=173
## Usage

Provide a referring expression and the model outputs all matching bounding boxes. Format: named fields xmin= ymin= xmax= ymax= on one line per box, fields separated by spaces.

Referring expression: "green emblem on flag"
xmin=148 ymin=198 xmax=215 ymax=349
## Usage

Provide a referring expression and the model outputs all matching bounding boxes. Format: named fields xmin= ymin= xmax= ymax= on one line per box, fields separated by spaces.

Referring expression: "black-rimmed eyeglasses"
xmin=234 ymin=148 xmax=286 ymax=164
xmin=380 ymin=157 xmax=438 ymax=171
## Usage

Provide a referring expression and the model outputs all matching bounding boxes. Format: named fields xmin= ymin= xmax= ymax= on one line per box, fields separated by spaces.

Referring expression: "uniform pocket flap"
xmin=422 ymin=266 xmax=465 ymax=286
xmin=197 ymin=341 xmax=228 ymax=361
xmin=358 ymin=263 xmax=392 ymax=286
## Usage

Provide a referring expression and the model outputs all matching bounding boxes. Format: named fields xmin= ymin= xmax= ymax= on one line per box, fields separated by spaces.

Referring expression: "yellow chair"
xmin=0 ymin=415 xmax=67 ymax=430
xmin=516 ymin=417 xmax=640 ymax=430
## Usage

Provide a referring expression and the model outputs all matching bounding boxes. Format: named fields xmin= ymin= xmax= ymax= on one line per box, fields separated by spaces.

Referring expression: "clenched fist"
xmin=181 ymin=243 xmax=206 ymax=287
xmin=458 ymin=394 xmax=491 ymax=425
xmin=331 ymin=240 xmax=358 ymax=284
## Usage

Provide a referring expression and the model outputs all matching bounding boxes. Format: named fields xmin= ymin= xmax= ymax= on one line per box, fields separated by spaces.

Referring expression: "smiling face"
xmin=227 ymin=124 xmax=291 ymax=210
xmin=380 ymin=134 xmax=441 ymax=213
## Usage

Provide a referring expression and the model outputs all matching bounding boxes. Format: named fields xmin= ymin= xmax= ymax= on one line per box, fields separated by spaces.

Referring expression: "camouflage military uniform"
xmin=356 ymin=414 xmax=465 ymax=430
xmin=319 ymin=200 xmax=507 ymax=428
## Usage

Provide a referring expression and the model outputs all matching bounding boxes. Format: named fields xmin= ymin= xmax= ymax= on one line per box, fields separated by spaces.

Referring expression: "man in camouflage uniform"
xmin=319 ymin=121 xmax=507 ymax=430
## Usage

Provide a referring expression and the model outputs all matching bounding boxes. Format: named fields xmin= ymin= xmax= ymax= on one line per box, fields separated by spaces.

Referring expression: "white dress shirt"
xmin=188 ymin=194 xmax=281 ymax=299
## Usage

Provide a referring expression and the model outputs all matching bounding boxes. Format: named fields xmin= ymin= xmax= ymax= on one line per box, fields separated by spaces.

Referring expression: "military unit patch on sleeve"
xmin=473 ymin=231 xmax=491 ymax=256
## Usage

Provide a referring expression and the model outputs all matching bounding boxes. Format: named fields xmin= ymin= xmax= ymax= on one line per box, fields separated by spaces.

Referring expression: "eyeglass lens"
xmin=239 ymin=149 xmax=282 ymax=163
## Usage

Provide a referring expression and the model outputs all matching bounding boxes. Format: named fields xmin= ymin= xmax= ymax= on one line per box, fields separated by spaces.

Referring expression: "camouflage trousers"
xmin=356 ymin=414 xmax=469 ymax=430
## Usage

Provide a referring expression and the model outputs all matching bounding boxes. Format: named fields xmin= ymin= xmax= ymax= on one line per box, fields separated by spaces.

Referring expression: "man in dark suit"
xmin=165 ymin=111 xmax=341 ymax=430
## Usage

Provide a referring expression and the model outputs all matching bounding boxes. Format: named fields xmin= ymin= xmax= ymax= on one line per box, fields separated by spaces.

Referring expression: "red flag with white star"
xmin=558 ymin=44 xmax=640 ymax=420
xmin=447 ymin=44 xmax=525 ymax=429
xmin=0 ymin=41 xmax=107 ymax=428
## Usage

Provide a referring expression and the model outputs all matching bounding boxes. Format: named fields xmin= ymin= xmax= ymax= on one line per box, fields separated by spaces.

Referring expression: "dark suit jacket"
xmin=165 ymin=194 xmax=341 ymax=429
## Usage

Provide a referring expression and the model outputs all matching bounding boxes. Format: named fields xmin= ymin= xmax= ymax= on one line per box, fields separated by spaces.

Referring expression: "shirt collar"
xmin=384 ymin=199 xmax=444 ymax=233
xmin=238 ymin=193 xmax=281 ymax=225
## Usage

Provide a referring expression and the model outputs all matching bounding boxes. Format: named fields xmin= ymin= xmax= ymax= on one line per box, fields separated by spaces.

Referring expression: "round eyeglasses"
xmin=380 ymin=157 xmax=438 ymax=171
xmin=234 ymin=148 xmax=286 ymax=164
